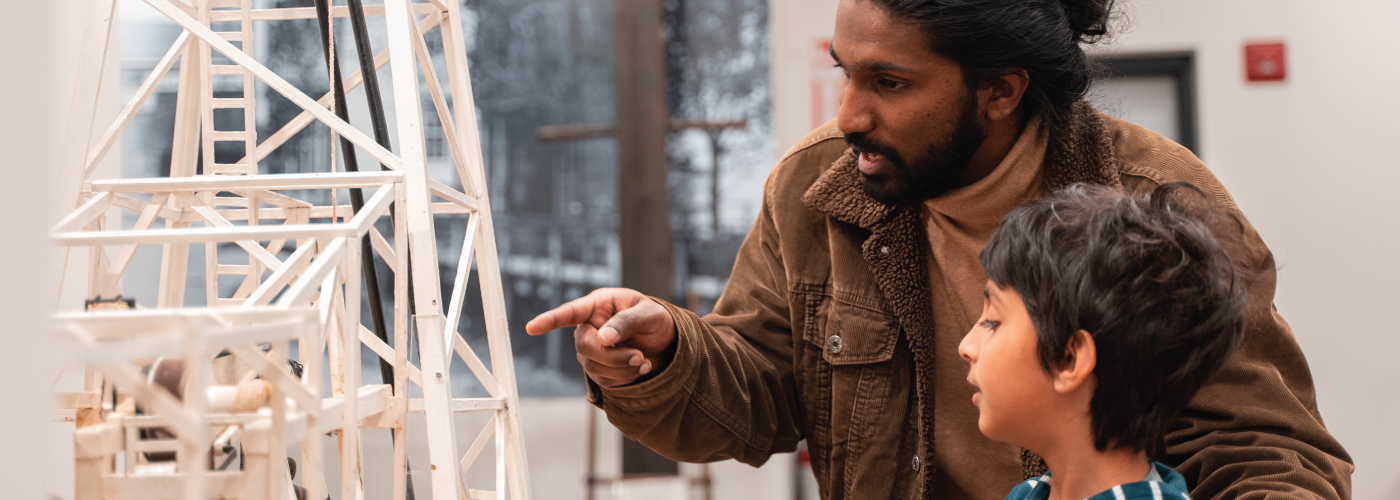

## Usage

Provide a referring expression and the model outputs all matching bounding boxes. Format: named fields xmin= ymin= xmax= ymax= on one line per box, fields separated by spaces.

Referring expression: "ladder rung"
xmin=210 ymin=0 xmax=243 ymax=8
xmin=215 ymin=298 xmax=245 ymax=307
xmin=211 ymin=98 xmax=246 ymax=109
xmin=217 ymin=265 xmax=251 ymax=274
xmin=210 ymin=65 xmax=245 ymax=76
xmin=210 ymin=131 xmax=251 ymax=142
xmin=217 ymin=32 xmax=245 ymax=42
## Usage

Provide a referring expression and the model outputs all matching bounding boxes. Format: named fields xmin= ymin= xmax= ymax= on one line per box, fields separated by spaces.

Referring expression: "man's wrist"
xmin=634 ymin=330 xmax=679 ymax=384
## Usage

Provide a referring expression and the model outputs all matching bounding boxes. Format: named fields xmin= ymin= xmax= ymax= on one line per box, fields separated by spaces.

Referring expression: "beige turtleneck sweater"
xmin=924 ymin=117 xmax=1048 ymax=499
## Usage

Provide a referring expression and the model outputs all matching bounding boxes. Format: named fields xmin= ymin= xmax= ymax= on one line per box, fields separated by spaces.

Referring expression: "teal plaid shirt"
xmin=1003 ymin=462 xmax=1191 ymax=500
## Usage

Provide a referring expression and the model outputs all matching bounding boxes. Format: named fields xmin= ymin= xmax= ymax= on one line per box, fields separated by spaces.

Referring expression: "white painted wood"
xmin=55 ymin=221 xmax=358 ymax=246
xmin=443 ymin=214 xmax=481 ymax=359
xmin=99 ymin=193 xmax=173 ymax=296
xmin=92 ymin=171 xmax=403 ymax=193
xmin=440 ymin=0 xmax=533 ymax=495
xmin=61 ymin=0 xmax=117 ymax=188
xmin=408 ymin=16 xmax=472 ymax=188
xmin=407 ymin=398 xmax=506 ymax=413
xmin=459 ymin=414 xmax=497 ymax=477
xmin=385 ymin=0 xmax=465 ymax=498
xmin=359 ymin=324 xmax=424 ymax=386
xmin=52 ymin=192 xmax=113 ymax=234
xmin=276 ymin=237 xmax=347 ymax=309
xmin=452 ymin=321 xmax=503 ymax=399
xmin=83 ymin=32 xmax=191 ymax=181
xmin=430 ymin=179 xmax=480 ymax=213
xmin=437 ymin=0 xmax=483 ymax=199
xmin=243 ymin=239 xmax=317 ymax=306
xmin=143 ymin=0 xmax=405 ymax=171
xmin=369 ymin=226 xmax=398 ymax=273
xmin=206 ymin=3 xmax=438 ymax=23
xmin=54 ymin=0 xmax=531 ymax=497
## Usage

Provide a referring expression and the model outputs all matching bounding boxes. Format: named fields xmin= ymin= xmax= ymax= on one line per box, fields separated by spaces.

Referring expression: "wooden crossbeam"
xmin=358 ymin=325 xmax=423 ymax=386
xmin=244 ymin=239 xmax=317 ymax=306
xmin=91 ymin=171 xmax=403 ymax=193
xmin=206 ymin=3 xmax=438 ymax=22
xmin=83 ymin=32 xmax=191 ymax=180
xmin=443 ymin=214 xmax=481 ymax=359
xmin=143 ymin=0 xmax=405 ymax=171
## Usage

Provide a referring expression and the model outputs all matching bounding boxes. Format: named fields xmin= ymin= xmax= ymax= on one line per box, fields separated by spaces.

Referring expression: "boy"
xmin=959 ymin=183 xmax=1248 ymax=500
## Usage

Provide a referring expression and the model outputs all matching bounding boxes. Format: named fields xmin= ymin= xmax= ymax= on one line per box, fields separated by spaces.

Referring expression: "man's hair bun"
xmin=1058 ymin=0 xmax=1114 ymax=42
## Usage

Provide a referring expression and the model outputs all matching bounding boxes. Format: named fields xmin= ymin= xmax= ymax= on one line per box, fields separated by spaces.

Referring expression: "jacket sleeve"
xmin=587 ymin=174 xmax=803 ymax=467
xmin=1166 ymin=216 xmax=1354 ymax=499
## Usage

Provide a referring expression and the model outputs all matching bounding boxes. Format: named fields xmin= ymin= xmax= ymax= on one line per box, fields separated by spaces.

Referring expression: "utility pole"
xmin=615 ymin=0 xmax=679 ymax=477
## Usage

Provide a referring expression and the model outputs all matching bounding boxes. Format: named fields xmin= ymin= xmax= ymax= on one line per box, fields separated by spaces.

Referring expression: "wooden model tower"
xmin=49 ymin=0 xmax=531 ymax=498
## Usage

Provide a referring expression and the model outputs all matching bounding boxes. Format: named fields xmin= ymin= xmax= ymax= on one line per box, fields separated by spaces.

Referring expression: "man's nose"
xmin=837 ymin=81 xmax=873 ymax=136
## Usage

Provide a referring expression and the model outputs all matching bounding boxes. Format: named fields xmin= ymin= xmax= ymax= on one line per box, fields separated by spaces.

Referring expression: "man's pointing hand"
xmin=525 ymin=288 xmax=678 ymax=387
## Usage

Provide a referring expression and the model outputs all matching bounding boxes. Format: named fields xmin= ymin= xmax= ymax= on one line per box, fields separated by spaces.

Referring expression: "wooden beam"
xmin=82 ymin=32 xmax=191 ymax=180
xmin=142 ymin=0 xmax=405 ymax=171
xmin=442 ymin=214 xmax=480 ymax=360
xmin=52 ymin=192 xmax=113 ymax=234
xmin=91 ymin=171 xmax=403 ymax=193
xmin=61 ymin=0 xmax=117 ymax=187
xmin=206 ymin=3 xmax=438 ymax=22
xmin=243 ymin=239 xmax=317 ymax=306
xmin=407 ymin=398 xmax=505 ymax=413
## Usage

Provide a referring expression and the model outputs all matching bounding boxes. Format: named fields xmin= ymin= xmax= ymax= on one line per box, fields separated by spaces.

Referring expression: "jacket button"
xmin=827 ymin=335 xmax=843 ymax=354
xmin=912 ymin=455 xmax=921 ymax=471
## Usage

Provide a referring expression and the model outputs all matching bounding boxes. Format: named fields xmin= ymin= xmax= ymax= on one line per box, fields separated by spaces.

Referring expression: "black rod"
xmin=313 ymin=3 xmax=418 ymax=498
xmin=312 ymin=0 xmax=395 ymax=395
xmin=343 ymin=0 xmax=419 ymax=323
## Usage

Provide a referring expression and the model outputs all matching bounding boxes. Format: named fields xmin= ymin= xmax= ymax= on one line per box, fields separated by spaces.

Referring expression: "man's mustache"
xmin=844 ymin=132 xmax=904 ymax=167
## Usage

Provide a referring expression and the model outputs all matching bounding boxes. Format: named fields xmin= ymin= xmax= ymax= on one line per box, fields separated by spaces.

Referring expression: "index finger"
xmin=526 ymin=297 xmax=601 ymax=335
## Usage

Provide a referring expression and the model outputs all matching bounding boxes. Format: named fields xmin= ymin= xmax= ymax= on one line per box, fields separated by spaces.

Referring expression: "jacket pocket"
xmin=801 ymin=297 xmax=909 ymax=499
xmin=815 ymin=300 xmax=900 ymax=365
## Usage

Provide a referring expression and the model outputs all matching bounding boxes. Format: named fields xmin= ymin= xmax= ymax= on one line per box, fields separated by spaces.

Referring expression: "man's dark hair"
xmin=867 ymin=0 xmax=1114 ymax=129
xmin=979 ymin=182 xmax=1248 ymax=459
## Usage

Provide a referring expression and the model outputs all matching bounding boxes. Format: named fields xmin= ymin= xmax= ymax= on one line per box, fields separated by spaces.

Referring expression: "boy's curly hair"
xmin=980 ymin=182 xmax=1248 ymax=459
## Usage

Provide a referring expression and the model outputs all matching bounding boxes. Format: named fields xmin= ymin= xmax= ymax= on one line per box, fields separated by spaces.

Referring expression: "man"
xmin=526 ymin=0 xmax=1354 ymax=498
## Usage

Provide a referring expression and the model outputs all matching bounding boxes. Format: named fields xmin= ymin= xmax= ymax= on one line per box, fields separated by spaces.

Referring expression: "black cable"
xmin=312 ymin=3 xmax=417 ymax=498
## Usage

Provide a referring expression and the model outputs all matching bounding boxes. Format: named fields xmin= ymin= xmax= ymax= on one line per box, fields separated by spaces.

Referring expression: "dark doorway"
xmin=1089 ymin=55 xmax=1198 ymax=154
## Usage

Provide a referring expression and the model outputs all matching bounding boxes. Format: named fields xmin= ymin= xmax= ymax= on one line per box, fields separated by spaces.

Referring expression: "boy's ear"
xmin=1053 ymin=330 xmax=1097 ymax=393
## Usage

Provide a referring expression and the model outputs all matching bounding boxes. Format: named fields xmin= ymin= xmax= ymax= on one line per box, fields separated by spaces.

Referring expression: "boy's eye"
xmin=979 ymin=320 xmax=1000 ymax=332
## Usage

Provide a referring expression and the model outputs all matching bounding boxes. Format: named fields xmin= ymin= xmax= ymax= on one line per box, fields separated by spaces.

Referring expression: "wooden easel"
xmin=49 ymin=1 xmax=531 ymax=498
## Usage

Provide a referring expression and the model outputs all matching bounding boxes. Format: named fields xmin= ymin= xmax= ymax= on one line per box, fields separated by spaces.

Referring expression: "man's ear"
xmin=980 ymin=69 xmax=1030 ymax=123
xmin=1053 ymin=330 xmax=1096 ymax=393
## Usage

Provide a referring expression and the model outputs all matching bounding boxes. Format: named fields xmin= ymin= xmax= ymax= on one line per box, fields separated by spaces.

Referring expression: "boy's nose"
xmin=958 ymin=328 xmax=978 ymax=363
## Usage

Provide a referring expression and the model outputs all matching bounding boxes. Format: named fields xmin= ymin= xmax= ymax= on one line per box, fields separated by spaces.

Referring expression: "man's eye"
xmin=979 ymin=320 xmax=1000 ymax=332
xmin=878 ymin=78 xmax=905 ymax=90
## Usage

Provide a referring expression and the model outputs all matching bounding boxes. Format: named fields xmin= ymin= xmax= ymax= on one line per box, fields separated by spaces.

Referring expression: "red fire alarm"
xmin=1244 ymin=42 xmax=1287 ymax=82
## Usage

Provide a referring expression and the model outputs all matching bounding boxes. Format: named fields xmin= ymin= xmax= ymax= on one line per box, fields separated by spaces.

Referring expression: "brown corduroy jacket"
xmin=587 ymin=102 xmax=1354 ymax=499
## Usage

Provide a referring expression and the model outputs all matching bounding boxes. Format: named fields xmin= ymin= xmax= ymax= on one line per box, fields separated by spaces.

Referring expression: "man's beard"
xmin=845 ymin=91 xmax=987 ymax=206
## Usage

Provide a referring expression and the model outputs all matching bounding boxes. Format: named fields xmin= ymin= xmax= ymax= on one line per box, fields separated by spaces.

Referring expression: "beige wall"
xmin=768 ymin=0 xmax=1400 ymax=497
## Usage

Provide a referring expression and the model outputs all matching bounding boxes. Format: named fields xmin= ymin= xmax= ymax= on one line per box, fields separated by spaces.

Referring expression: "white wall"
xmin=0 ymin=1 xmax=60 ymax=498
xmin=768 ymin=0 xmax=1400 ymax=498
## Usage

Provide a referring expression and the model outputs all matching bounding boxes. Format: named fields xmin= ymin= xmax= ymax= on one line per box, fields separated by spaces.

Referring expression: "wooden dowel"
xmin=91 ymin=171 xmax=403 ymax=193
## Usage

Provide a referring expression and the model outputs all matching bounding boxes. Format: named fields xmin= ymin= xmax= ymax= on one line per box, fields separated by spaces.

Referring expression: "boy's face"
xmin=958 ymin=280 xmax=1058 ymax=447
